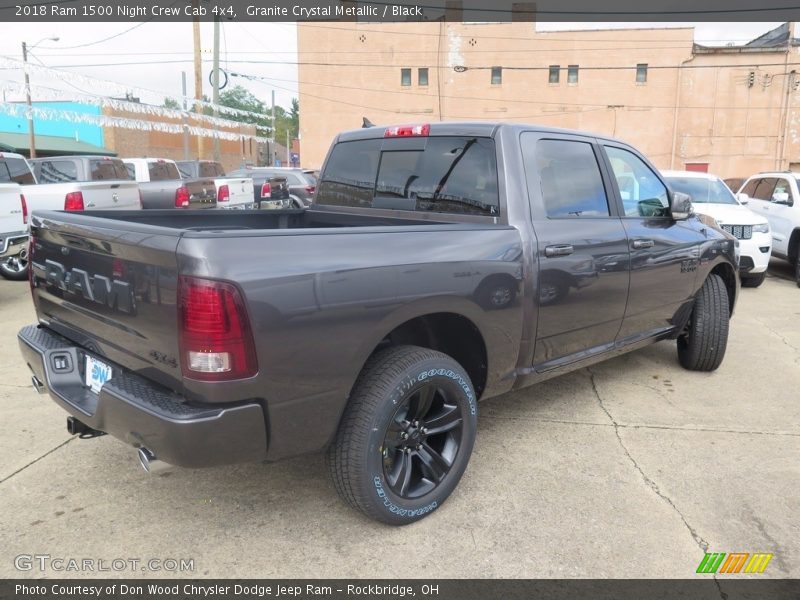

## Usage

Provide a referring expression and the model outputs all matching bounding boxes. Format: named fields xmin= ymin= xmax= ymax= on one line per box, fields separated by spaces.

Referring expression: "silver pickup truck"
xmin=123 ymin=158 xmax=216 ymax=209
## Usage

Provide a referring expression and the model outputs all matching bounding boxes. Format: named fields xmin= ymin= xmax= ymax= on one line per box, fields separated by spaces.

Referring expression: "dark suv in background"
xmin=228 ymin=167 xmax=316 ymax=208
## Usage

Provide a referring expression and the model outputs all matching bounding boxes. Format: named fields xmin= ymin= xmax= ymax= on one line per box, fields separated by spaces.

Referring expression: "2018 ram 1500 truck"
xmin=18 ymin=123 xmax=739 ymax=525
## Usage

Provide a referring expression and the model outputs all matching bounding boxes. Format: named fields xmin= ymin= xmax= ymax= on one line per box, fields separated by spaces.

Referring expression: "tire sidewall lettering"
xmin=371 ymin=361 xmax=477 ymax=518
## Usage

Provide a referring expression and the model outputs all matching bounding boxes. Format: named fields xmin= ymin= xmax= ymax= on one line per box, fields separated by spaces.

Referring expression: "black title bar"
xmin=1 ymin=0 xmax=800 ymax=22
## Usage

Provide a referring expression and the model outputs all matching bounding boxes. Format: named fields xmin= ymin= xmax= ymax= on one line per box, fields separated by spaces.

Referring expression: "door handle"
xmin=632 ymin=239 xmax=655 ymax=249
xmin=544 ymin=244 xmax=574 ymax=257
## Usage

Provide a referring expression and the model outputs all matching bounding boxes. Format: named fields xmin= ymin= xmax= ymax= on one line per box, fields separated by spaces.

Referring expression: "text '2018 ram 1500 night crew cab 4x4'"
xmin=18 ymin=123 xmax=739 ymax=525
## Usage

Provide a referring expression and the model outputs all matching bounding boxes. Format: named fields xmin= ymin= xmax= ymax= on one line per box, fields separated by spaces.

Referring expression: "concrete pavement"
xmin=0 ymin=260 xmax=797 ymax=579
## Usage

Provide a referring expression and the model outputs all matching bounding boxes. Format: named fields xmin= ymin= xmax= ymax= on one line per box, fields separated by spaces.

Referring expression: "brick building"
xmin=102 ymin=106 xmax=259 ymax=173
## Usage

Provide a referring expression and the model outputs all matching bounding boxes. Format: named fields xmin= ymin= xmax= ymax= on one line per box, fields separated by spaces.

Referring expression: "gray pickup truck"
xmin=18 ymin=122 xmax=738 ymax=525
xmin=123 ymin=158 xmax=216 ymax=209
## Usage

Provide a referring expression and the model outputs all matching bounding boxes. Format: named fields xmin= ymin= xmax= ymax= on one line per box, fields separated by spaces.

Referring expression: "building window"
xmin=636 ymin=63 xmax=648 ymax=83
xmin=568 ymin=65 xmax=579 ymax=84
xmin=548 ymin=65 xmax=560 ymax=84
xmin=401 ymin=68 xmax=411 ymax=86
xmin=491 ymin=66 xmax=502 ymax=85
xmin=418 ymin=68 xmax=429 ymax=86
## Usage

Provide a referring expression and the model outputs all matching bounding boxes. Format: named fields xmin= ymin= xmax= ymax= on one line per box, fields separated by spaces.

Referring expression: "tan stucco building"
xmin=298 ymin=22 xmax=800 ymax=178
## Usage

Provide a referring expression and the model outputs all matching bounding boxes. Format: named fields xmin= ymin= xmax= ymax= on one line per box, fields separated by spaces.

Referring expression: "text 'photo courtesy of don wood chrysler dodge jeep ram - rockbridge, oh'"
xmin=18 ymin=123 xmax=739 ymax=525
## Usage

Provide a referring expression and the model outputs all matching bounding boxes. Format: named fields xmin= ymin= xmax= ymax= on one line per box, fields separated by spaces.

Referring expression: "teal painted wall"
xmin=0 ymin=102 xmax=104 ymax=147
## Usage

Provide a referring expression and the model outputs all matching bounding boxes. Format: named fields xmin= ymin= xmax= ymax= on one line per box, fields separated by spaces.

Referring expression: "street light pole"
xmin=22 ymin=41 xmax=36 ymax=159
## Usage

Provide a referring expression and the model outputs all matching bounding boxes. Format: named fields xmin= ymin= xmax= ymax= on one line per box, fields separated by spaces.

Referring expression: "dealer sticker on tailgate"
xmin=85 ymin=355 xmax=112 ymax=394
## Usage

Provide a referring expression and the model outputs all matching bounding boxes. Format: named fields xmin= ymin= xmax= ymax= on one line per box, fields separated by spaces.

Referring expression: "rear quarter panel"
xmin=177 ymin=226 xmax=525 ymax=459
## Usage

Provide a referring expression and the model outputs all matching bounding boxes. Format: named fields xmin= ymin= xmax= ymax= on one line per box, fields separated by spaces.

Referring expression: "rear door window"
xmin=0 ymin=157 xmax=35 ymax=185
xmin=524 ymin=138 xmax=610 ymax=218
xmin=317 ymin=136 xmax=499 ymax=216
xmin=36 ymin=160 xmax=78 ymax=183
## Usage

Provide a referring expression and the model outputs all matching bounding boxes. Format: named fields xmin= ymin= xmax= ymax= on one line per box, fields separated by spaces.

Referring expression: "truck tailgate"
xmin=0 ymin=182 xmax=24 ymax=234
xmin=29 ymin=213 xmax=184 ymax=392
xmin=80 ymin=181 xmax=140 ymax=210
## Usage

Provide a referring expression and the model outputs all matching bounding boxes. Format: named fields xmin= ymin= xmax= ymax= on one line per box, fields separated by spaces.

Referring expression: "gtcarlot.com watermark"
xmin=14 ymin=554 xmax=195 ymax=573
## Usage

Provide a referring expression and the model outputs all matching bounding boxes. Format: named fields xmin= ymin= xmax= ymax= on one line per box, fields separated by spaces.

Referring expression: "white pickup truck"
xmin=0 ymin=153 xmax=141 ymax=279
xmin=176 ymin=160 xmax=255 ymax=209
xmin=0 ymin=178 xmax=28 ymax=280
xmin=27 ymin=155 xmax=141 ymax=212
xmin=737 ymin=172 xmax=800 ymax=286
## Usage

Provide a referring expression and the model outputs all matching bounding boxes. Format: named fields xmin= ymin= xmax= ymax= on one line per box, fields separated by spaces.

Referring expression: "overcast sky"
xmin=0 ymin=21 xmax=784 ymax=111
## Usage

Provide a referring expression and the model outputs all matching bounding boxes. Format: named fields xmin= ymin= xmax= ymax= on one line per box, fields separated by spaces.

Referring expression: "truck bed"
xmin=32 ymin=207 xmax=480 ymax=234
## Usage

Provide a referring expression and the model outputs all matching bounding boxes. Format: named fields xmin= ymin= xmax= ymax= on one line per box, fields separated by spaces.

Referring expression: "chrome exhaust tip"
xmin=31 ymin=375 xmax=46 ymax=394
xmin=137 ymin=448 xmax=172 ymax=474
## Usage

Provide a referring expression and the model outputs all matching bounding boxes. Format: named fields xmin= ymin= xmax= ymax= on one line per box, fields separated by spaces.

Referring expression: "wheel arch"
xmin=709 ymin=261 xmax=736 ymax=315
xmin=788 ymin=228 xmax=800 ymax=262
xmin=362 ymin=312 xmax=489 ymax=401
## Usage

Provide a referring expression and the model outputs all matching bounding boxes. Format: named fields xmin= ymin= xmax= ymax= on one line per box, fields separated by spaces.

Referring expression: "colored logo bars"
xmin=696 ymin=553 xmax=773 ymax=574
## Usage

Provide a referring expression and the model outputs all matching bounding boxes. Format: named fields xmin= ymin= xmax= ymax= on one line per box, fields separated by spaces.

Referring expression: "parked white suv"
xmin=737 ymin=172 xmax=800 ymax=286
xmin=662 ymin=170 xmax=772 ymax=287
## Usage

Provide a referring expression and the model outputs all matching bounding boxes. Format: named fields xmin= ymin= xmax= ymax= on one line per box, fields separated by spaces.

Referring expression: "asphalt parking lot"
xmin=0 ymin=261 xmax=798 ymax=579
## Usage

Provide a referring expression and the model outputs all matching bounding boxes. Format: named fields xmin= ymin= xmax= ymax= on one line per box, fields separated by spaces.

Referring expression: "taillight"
xmin=178 ymin=276 xmax=258 ymax=381
xmin=20 ymin=194 xmax=28 ymax=224
xmin=305 ymin=186 xmax=315 ymax=195
xmin=64 ymin=192 xmax=84 ymax=211
xmin=384 ymin=124 xmax=430 ymax=138
xmin=217 ymin=185 xmax=230 ymax=202
xmin=175 ymin=186 xmax=190 ymax=208
xmin=260 ymin=182 xmax=271 ymax=198
xmin=112 ymin=258 xmax=125 ymax=279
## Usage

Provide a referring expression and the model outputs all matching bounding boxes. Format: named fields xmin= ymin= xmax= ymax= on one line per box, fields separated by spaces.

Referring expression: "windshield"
xmin=665 ymin=176 xmax=738 ymax=205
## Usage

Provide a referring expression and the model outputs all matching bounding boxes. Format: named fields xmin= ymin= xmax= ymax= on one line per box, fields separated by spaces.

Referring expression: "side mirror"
xmin=670 ymin=191 xmax=692 ymax=220
xmin=736 ymin=192 xmax=750 ymax=205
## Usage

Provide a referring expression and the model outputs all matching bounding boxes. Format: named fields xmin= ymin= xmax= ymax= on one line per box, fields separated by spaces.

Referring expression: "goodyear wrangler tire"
xmin=327 ymin=345 xmax=477 ymax=525
xmin=677 ymin=274 xmax=729 ymax=372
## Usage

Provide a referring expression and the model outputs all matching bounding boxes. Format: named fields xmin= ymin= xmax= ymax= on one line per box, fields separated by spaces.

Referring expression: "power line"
xmin=42 ymin=58 xmax=800 ymax=72
xmin=31 ymin=42 xmax=738 ymax=56
xmin=297 ymin=22 xmax=773 ymax=43
xmin=238 ymin=70 xmax=800 ymax=112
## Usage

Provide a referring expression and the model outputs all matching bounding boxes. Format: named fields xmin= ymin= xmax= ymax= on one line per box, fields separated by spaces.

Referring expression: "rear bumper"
xmin=17 ymin=324 xmax=268 ymax=468
xmin=0 ymin=231 xmax=28 ymax=258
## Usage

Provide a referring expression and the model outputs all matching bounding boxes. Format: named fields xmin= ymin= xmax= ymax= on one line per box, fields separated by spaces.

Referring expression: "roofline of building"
xmin=693 ymin=43 xmax=795 ymax=54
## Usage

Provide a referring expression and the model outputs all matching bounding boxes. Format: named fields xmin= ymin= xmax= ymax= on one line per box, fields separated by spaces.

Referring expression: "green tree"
xmin=163 ymin=97 xmax=180 ymax=109
xmin=289 ymin=98 xmax=299 ymax=138
xmin=215 ymin=86 xmax=271 ymax=137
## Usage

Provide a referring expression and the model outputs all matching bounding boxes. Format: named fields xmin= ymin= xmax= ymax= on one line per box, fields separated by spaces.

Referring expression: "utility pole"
xmin=181 ymin=71 xmax=189 ymax=160
xmin=212 ymin=15 xmax=221 ymax=162
xmin=192 ymin=4 xmax=204 ymax=159
xmin=22 ymin=41 xmax=36 ymax=159
xmin=271 ymin=90 xmax=276 ymax=166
